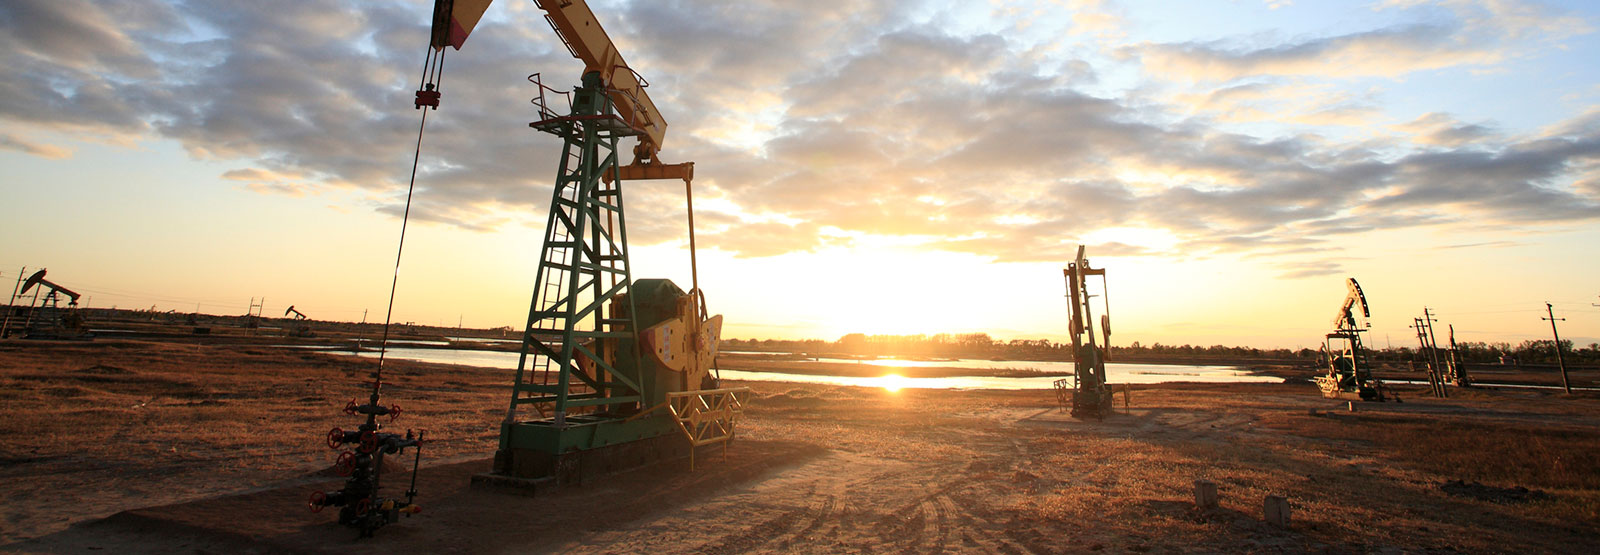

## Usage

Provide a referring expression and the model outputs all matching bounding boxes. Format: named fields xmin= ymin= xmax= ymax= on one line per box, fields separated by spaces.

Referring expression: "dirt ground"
xmin=3 ymin=340 xmax=1599 ymax=553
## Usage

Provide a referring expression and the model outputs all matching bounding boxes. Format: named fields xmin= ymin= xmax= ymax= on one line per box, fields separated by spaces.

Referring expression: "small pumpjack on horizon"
xmin=1054 ymin=245 xmax=1115 ymax=420
xmin=307 ymin=377 xmax=426 ymax=538
xmin=1316 ymin=278 xmax=1391 ymax=402
xmin=2 ymin=269 xmax=89 ymax=339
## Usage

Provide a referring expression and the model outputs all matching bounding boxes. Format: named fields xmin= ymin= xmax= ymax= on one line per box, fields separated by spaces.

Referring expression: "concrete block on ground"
xmin=1193 ymin=480 xmax=1218 ymax=509
xmin=1264 ymin=495 xmax=1291 ymax=527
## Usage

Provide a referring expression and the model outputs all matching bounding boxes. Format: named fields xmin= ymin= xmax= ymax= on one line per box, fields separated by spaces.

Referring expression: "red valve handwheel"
xmin=355 ymin=498 xmax=371 ymax=516
xmin=325 ymin=427 xmax=344 ymax=450
xmin=360 ymin=430 xmax=378 ymax=453
xmin=334 ymin=451 xmax=357 ymax=476
xmin=307 ymin=490 xmax=327 ymax=513
xmin=388 ymin=404 xmax=402 ymax=422
xmin=343 ymin=399 xmax=358 ymax=415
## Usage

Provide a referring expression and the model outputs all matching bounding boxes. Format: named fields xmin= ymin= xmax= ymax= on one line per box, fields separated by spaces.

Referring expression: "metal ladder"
xmin=504 ymin=82 xmax=641 ymax=427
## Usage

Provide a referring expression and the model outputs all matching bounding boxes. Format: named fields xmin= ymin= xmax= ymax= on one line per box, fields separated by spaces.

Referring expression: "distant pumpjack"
xmin=2 ymin=269 xmax=88 ymax=339
xmin=20 ymin=269 xmax=80 ymax=306
xmin=1316 ymin=278 xmax=1390 ymax=401
xmin=285 ymin=305 xmax=308 ymax=320
xmin=1054 ymin=246 xmax=1114 ymax=419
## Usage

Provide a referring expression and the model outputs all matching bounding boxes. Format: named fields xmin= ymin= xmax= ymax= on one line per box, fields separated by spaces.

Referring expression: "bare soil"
xmin=3 ymin=339 xmax=1598 ymax=553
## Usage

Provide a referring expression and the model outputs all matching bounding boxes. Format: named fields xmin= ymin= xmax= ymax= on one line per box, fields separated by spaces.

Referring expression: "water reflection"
xmin=349 ymin=347 xmax=1282 ymax=390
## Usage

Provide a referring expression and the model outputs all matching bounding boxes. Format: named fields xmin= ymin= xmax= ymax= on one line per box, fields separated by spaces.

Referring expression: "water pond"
xmin=347 ymin=347 xmax=1281 ymax=390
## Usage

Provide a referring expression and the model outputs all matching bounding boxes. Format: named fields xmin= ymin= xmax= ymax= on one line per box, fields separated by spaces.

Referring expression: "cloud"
xmin=703 ymin=221 xmax=829 ymax=258
xmin=223 ymin=167 xmax=314 ymax=197
xmin=0 ymin=133 xmax=71 ymax=158
xmin=1133 ymin=0 xmax=1591 ymax=82
xmin=243 ymin=182 xmax=313 ymax=197
xmin=1136 ymin=23 xmax=1487 ymax=81
xmin=0 ymin=0 xmax=161 ymax=77
xmin=1064 ymin=0 xmax=1127 ymax=43
xmin=1369 ymin=138 xmax=1600 ymax=222
xmin=1438 ymin=241 xmax=1520 ymax=249
xmin=1392 ymin=112 xmax=1495 ymax=146
xmin=4 ymin=0 xmax=1599 ymax=267
xmin=1276 ymin=262 xmax=1346 ymax=280
xmin=1173 ymin=80 xmax=1385 ymax=127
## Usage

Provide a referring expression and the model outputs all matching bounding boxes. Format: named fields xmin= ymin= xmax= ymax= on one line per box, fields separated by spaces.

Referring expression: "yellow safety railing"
xmin=665 ymin=387 xmax=749 ymax=470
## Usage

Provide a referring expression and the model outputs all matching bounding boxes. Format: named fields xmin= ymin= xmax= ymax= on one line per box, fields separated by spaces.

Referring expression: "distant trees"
xmin=722 ymin=335 xmax=1305 ymax=361
xmin=1410 ymin=339 xmax=1596 ymax=366
xmin=722 ymin=333 xmax=1053 ymax=359
xmin=717 ymin=334 xmax=1600 ymax=366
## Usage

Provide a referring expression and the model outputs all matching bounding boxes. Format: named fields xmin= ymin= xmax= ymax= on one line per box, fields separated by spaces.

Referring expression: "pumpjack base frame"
xmin=1071 ymin=389 xmax=1115 ymax=420
xmin=473 ymin=430 xmax=691 ymax=495
xmin=1052 ymin=378 xmax=1114 ymax=419
xmin=499 ymin=413 xmax=679 ymax=455
xmin=1316 ymin=376 xmax=1388 ymax=402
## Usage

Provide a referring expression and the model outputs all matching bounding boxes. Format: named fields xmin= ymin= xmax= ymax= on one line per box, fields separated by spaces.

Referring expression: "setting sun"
xmin=878 ymin=373 xmax=911 ymax=393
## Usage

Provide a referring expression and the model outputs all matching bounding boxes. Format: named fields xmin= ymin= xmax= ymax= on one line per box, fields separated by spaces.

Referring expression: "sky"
xmin=2 ymin=0 xmax=1598 ymax=349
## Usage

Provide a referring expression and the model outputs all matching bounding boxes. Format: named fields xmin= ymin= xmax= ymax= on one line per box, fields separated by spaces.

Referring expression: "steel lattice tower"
xmin=504 ymin=71 xmax=647 ymax=432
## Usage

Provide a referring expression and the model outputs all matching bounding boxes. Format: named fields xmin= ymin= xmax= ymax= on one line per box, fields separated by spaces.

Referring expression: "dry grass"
xmin=4 ymin=341 xmax=1600 ymax=552
xmin=0 ymin=340 xmax=508 ymax=543
xmin=1280 ymin=412 xmax=1600 ymax=490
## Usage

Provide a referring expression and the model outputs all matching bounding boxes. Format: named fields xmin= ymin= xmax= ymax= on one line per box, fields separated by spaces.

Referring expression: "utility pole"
xmin=1543 ymin=302 xmax=1570 ymax=395
xmin=2 ymin=266 xmax=25 ymax=338
xmin=362 ymin=309 xmax=369 ymax=325
xmin=7 ymin=266 xmax=24 ymax=306
xmin=1423 ymin=308 xmax=1446 ymax=397
xmin=1412 ymin=312 xmax=1445 ymax=397
xmin=1411 ymin=318 xmax=1428 ymax=376
xmin=1448 ymin=324 xmax=1468 ymax=387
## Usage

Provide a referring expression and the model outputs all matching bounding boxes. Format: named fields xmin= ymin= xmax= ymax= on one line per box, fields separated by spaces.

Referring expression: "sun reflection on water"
xmin=879 ymin=374 xmax=910 ymax=392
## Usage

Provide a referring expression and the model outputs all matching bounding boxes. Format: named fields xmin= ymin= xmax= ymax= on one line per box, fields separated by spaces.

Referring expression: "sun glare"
xmin=879 ymin=373 xmax=911 ymax=392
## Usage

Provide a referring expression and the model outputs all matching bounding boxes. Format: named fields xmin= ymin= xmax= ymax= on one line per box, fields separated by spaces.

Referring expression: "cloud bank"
xmin=2 ymin=0 xmax=1597 ymax=271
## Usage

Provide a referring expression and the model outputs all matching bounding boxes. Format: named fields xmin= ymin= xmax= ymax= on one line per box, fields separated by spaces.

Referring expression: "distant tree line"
xmin=1376 ymin=340 xmax=1600 ymax=366
xmin=720 ymin=333 xmax=1311 ymax=361
xmin=721 ymin=334 xmax=1600 ymax=366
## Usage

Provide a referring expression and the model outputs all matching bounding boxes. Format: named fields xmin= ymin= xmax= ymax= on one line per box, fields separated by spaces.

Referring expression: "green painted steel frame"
xmin=500 ymin=71 xmax=666 ymax=454
xmin=500 ymin=413 xmax=678 ymax=454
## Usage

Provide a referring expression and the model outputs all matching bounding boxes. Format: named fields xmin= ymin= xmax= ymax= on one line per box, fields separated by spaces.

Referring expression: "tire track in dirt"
xmin=691 ymin=507 xmax=804 ymax=555
xmin=917 ymin=495 xmax=952 ymax=553
xmin=943 ymin=486 xmax=1046 ymax=554
xmin=593 ymin=414 xmax=1042 ymax=553
xmin=779 ymin=493 xmax=835 ymax=548
xmin=687 ymin=455 xmax=936 ymax=553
